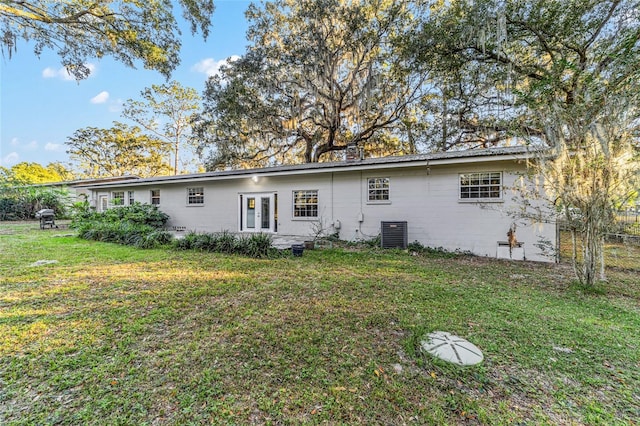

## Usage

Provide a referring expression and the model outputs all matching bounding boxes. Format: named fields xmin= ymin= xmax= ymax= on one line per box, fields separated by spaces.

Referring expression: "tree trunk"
xmin=580 ymin=214 xmax=605 ymax=287
xmin=174 ymin=139 xmax=180 ymax=175
xmin=570 ymin=228 xmax=580 ymax=282
xmin=599 ymin=236 xmax=606 ymax=281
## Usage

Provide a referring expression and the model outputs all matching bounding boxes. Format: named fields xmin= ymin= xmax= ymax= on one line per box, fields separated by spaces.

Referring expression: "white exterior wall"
xmin=326 ymin=162 xmax=554 ymax=262
xmin=90 ymin=157 xmax=556 ymax=262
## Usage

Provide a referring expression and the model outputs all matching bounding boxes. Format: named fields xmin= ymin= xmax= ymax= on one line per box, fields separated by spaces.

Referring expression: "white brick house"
xmin=83 ymin=146 xmax=556 ymax=262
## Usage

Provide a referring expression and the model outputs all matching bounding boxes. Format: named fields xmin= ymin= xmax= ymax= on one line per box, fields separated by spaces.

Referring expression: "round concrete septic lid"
xmin=420 ymin=331 xmax=484 ymax=366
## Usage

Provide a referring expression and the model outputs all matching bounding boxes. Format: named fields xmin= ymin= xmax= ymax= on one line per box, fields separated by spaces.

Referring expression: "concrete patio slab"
xmin=270 ymin=235 xmax=307 ymax=250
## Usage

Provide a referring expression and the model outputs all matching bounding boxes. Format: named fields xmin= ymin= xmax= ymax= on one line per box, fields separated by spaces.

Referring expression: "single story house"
xmin=82 ymin=146 xmax=556 ymax=262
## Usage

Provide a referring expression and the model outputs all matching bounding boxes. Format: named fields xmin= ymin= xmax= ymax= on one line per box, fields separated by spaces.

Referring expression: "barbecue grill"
xmin=35 ymin=209 xmax=57 ymax=229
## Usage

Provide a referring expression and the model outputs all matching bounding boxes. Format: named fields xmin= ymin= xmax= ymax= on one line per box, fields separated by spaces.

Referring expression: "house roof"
xmin=31 ymin=175 xmax=140 ymax=188
xmin=83 ymin=145 xmax=539 ymax=190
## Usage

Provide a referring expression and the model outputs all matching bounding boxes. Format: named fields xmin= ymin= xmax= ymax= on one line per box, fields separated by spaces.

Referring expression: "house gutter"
xmin=81 ymin=148 xmax=542 ymax=191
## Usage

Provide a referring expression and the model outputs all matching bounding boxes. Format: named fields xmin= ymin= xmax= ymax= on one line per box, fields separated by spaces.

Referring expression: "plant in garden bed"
xmin=72 ymin=203 xmax=172 ymax=248
xmin=173 ymin=231 xmax=279 ymax=258
xmin=407 ymin=240 xmax=466 ymax=258
xmin=71 ymin=202 xmax=169 ymax=229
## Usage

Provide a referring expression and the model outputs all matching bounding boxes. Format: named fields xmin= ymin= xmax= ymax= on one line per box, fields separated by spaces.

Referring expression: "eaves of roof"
xmin=83 ymin=146 xmax=540 ymax=190
xmin=30 ymin=176 xmax=140 ymax=188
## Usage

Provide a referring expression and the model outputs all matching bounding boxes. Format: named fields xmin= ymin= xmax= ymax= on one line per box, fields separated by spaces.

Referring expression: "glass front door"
xmin=241 ymin=193 xmax=276 ymax=233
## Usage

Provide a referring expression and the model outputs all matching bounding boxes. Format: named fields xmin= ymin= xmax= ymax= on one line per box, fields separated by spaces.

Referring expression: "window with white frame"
xmin=459 ymin=172 xmax=502 ymax=200
xmin=111 ymin=191 xmax=124 ymax=205
xmin=293 ymin=190 xmax=318 ymax=218
xmin=368 ymin=177 xmax=390 ymax=202
xmin=150 ymin=189 xmax=160 ymax=205
xmin=187 ymin=187 xmax=204 ymax=205
xmin=128 ymin=191 xmax=135 ymax=205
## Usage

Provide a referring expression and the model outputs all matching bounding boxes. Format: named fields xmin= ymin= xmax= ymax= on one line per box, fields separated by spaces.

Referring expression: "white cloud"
xmin=191 ymin=56 xmax=240 ymax=77
xmin=7 ymin=138 xmax=37 ymax=150
xmin=24 ymin=140 xmax=38 ymax=150
xmin=1 ymin=152 xmax=19 ymax=166
xmin=108 ymin=98 xmax=124 ymax=113
xmin=42 ymin=63 xmax=97 ymax=81
xmin=44 ymin=143 xmax=65 ymax=152
xmin=91 ymin=91 xmax=110 ymax=104
xmin=42 ymin=67 xmax=59 ymax=79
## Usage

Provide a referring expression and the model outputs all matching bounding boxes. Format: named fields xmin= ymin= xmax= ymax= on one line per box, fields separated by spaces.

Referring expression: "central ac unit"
xmin=381 ymin=221 xmax=408 ymax=249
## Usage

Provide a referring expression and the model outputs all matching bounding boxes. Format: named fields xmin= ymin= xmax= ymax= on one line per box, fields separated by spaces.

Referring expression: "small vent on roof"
xmin=345 ymin=144 xmax=358 ymax=162
xmin=345 ymin=144 xmax=364 ymax=162
xmin=381 ymin=221 xmax=408 ymax=249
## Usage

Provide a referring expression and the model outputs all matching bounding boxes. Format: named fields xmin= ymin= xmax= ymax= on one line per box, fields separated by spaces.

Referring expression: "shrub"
xmin=215 ymin=231 xmax=238 ymax=253
xmin=72 ymin=203 xmax=169 ymax=229
xmin=235 ymin=233 xmax=275 ymax=258
xmin=172 ymin=231 xmax=277 ymax=258
xmin=193 ymin=232 xmax=216 ymax=251
xmin=0 ymin=185 xmax=71 ymax=220
xmin=70 ymin=200 xmax=98 ymax=226
xmin=138 ymin=230 xmax=174 ymax=249
xmin=174 ymin=231 xmax=200 ymax=250
xmin=0 ymin=198 xmax=20 ymax=220
xmin=100 ymin=202 xmax=169 ymax=227
xmin=73 ymin=203 xmax=172 ymax=248
xmin=344 ymin=235 xmax=381 ymax=248
xmin=363 ymin=234 xmax=381 ymax=248
xmin=407 ymin=240 xmax=464 ymax=258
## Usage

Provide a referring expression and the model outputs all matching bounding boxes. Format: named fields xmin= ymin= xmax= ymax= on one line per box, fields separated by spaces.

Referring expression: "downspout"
xmin=556 ymin=220 xmax=561 ymax=264
xmin=355 ymin=170 xmax=364 ymax=240
xmin=330 ymin=172 xmax=335 ymax=225
xmin=359 ymin=170 xmax=363 ymax=216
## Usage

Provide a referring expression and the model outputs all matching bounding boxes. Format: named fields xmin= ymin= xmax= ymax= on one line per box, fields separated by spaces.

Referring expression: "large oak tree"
xmin=412 ymin=0 xmax=640 ymax=286
xmin=196 ymin=0 xmax=429 ymax=168
xmin=1 ymin=0 xmax=214 ymax=79
xmin=66 ymin=122 xmax=172 ymax=177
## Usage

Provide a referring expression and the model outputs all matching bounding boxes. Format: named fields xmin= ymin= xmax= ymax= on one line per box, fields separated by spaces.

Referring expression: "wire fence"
xmin=558 ymin=228 xmax=640 ymax=272
xmin=612 ymin=211 xmax=640 ymax=236
xmin=556 ymin=210 xmax=639 ymax=270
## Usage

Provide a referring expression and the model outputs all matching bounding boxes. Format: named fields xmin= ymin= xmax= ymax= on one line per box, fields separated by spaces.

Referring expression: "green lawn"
xmin=1 ymin=222 xmax=639 ymax=425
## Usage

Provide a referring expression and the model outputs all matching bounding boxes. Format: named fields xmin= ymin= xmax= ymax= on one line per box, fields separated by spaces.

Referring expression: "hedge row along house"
xmin=81 ymin=146 xmax=556 ymax=262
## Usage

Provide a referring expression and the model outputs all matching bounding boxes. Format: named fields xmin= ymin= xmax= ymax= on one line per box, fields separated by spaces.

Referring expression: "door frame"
xmin=99 ymin=195 xmax=108 ymax=212
xmin=239 ymin=192 xmax=277 ymax=233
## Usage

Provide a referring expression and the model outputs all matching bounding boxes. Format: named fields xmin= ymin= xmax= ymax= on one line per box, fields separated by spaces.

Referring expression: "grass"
xmin=1 ymin=222 xmax=639 ymax=425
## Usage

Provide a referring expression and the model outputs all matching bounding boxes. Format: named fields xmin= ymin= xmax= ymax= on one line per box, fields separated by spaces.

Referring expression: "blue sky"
xmin=0 ymin=0 xmax=251 ymax=169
